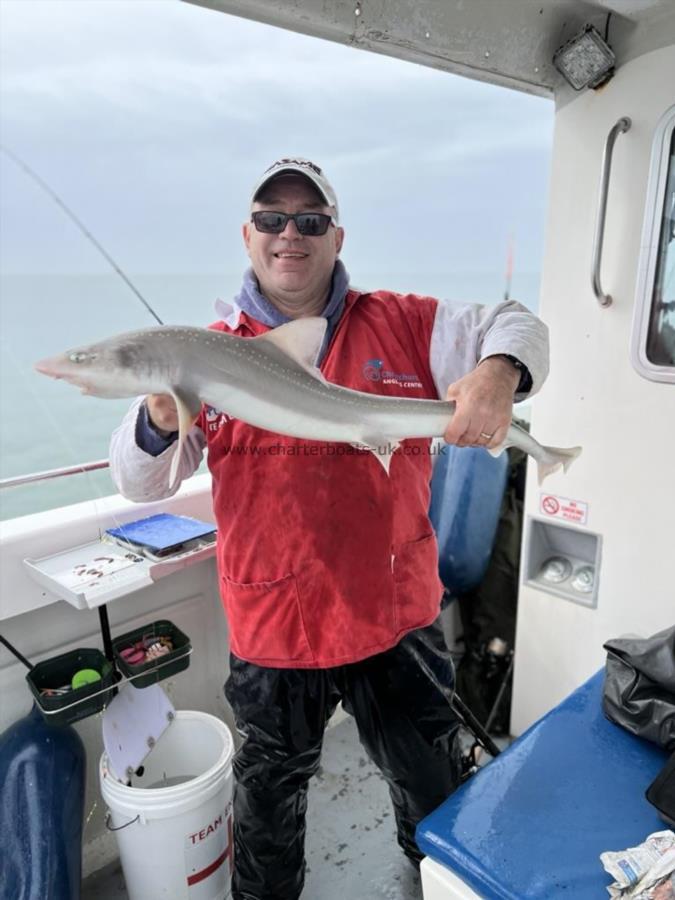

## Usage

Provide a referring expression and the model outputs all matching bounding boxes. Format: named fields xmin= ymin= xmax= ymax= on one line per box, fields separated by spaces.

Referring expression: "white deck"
xmin=83 ymin=712 xmax=424 ymax=900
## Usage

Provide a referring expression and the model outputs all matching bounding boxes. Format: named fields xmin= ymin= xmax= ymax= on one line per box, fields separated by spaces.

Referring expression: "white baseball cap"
xmin=250 ymin=157 xmax=339 ymax=222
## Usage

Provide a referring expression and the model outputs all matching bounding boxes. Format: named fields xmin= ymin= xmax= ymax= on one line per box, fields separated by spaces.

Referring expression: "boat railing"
xmin=0 ymin=460 xmax=110 ymax=489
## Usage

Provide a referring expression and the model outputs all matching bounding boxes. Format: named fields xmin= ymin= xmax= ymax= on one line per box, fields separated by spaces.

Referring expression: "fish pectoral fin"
xmin=350 ymin=437 xmax=400 ymax=476
xmin=171 ymin=386 xmax=202 ymax=420
xmin=255 ymin=318 xmax=328 ymax=380
xmin=168 ymin=387 xmax=201 ymax=489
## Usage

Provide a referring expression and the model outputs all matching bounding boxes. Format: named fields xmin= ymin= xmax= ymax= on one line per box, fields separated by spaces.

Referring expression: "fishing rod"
xmin=0 ymin=633 xmax=34 ymax=671
xmin=504 ymin=233 xmax=514 ymax=302
xmin=404 ymin=641 xmax=502 ymax=759
xmin=0 ymin=144 xmax=164 ymax=325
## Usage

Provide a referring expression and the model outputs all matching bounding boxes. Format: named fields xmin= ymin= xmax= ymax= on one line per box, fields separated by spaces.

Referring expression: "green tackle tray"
xmin=112 ymin=619 xmax=191 ymax=689
xmin=27 ymin=647 xmax=115 ymax=726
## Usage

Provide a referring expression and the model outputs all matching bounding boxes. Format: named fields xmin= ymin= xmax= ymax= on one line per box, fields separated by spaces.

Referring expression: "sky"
xmin=0 ymin=0 xmax=554 ymax=286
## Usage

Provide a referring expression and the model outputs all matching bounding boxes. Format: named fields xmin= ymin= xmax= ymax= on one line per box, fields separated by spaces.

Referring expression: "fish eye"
xmin=68 ymin=351 xmax=96 ymax=364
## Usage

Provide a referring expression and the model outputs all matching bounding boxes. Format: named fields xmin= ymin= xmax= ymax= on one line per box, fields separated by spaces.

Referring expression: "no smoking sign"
xmin=540 ymin=493 xmax=588 ymax=525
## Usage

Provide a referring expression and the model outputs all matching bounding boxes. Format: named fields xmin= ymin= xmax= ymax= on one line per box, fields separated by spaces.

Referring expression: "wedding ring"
xmin=479 ymin=432 xmax=494 ymax=440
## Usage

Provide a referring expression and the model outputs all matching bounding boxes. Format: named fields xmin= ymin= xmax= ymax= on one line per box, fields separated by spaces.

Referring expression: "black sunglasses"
xmin=251 ymin=210 xmax=335 ymax=236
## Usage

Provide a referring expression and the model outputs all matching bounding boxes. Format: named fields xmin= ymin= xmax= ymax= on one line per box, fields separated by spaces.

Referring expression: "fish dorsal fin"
xmin=255 ymin=317 xmax=328 ymax=378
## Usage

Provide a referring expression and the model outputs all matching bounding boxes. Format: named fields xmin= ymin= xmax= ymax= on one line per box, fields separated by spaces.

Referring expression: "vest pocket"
xmin=392 ymin=532 xmax=442 ymax=632
xmin=221 ymin=571 xmax=315 ymax=664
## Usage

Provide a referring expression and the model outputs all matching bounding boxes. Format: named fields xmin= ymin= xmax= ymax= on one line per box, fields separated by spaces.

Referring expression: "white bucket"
xmin=100 ymin=710 xmax=234 ymax=900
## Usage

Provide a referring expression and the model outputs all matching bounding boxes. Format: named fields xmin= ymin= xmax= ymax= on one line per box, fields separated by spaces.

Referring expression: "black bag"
xmin=602 ymin=625 xmax=675 ymax=751
xmin=646 ymin=751 xmax=675 ymax=826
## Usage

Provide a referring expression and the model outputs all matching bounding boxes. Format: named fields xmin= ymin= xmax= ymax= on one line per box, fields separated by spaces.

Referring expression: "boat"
xmin=1 ymin=1 xmax=673 ymax=898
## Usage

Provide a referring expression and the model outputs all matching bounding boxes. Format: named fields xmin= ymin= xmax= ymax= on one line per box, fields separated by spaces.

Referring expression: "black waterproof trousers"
xmin=224 ymin=619 xmax=462 ymax=900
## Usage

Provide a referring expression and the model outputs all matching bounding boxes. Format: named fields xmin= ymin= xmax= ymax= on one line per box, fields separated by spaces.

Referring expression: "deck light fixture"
xmin=553 ymin=24 xmax=616 ymax=91
xmin=539 ymin=556 xmax=572 ymax=584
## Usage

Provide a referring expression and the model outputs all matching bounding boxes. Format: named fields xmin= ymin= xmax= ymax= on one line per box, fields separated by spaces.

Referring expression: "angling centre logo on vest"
xmin=362 ymin=359 xmax=422 ymax=389
xmin=205 ymin=406 xmax=234 ymax=432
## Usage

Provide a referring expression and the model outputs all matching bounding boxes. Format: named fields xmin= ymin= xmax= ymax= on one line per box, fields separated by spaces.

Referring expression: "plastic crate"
xmin=112 ymin=619 xmax=191 ymax=689
xmin=26 ymin=648 xmax=115 ymax=725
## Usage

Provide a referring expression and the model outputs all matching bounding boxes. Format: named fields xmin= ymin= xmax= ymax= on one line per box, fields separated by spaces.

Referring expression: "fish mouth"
xmin=34 ymin=359 xmax=84 ymax=388
xmin=34 ymin=359 xmax=63 ymax=378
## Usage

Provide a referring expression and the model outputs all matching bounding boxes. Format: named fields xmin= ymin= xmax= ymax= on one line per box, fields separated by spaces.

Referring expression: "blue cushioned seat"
xmin=416 ymin=671 xmax=668 ymax=899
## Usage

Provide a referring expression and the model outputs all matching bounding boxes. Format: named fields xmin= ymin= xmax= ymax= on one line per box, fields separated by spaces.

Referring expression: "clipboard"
xmin=106 ymin=513 xmax=216 ymax=558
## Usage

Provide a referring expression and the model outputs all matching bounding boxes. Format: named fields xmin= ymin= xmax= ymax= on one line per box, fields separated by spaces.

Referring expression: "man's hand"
xmin=443 ymin=356 xmax=519 ymax=449
xmin=146 ymin=394 xmax=179 ymax=435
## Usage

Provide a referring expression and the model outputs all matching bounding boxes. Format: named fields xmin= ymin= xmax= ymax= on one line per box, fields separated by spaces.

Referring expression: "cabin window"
xmin=647 ymin=129 xmax=675 ymax=367
xmin=631 ymin=107 xmax=675 ymax=382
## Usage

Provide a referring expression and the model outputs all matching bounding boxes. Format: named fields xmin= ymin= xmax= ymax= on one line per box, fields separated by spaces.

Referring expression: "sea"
xmin=0 ymin=269 xmax=541 ymax=522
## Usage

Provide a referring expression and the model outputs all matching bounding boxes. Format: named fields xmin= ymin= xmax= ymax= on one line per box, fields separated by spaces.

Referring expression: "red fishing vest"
xmin=197 ymin=289 xmax=444 ymax=668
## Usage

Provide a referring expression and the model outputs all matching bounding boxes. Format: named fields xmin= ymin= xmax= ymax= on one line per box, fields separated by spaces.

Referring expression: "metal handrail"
xmin=0 ymin=459 xmax=110 ymax=489
xmin=591 ymin=116 xmax=632 ymax=308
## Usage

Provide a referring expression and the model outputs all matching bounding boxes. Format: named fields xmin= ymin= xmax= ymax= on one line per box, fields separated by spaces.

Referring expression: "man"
xmin=110 ymin=158 xmax=549 ymax=900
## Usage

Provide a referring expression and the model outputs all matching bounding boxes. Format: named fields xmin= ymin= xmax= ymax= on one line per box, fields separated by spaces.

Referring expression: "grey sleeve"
xmin=429 ymin=299 xmax=549 ymax=401
xmin=109 ymin=397 xmax=207 ymax=502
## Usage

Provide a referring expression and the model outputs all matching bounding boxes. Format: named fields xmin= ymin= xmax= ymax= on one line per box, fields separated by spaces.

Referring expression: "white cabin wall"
xmin=512 ymin=42 xmax=675 ymax=734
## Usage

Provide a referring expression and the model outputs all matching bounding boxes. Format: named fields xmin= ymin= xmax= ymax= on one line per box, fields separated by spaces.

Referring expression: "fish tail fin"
xmin=536 ymin=445 xmax=582 ymax=485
